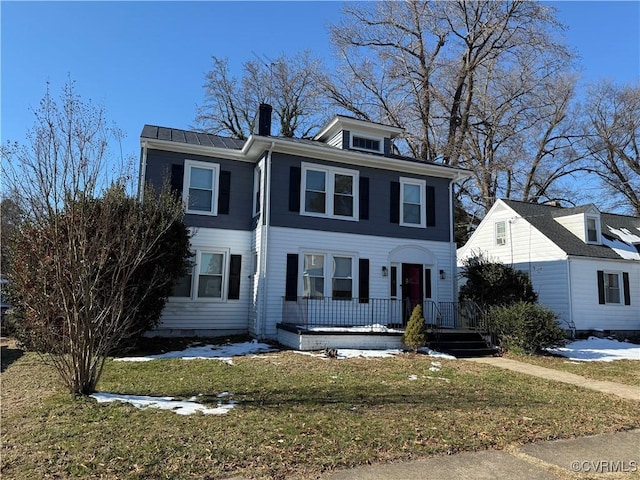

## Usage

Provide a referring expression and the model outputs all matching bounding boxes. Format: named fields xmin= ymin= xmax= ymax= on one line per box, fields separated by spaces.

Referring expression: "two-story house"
xmin=140 ymin=105 xmax=471 ymax=349
xmin=457 ymin=199 xmax=640 ymax=337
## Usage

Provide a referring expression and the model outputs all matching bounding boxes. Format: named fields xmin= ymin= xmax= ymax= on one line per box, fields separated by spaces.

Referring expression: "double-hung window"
xmin=171 ymin=249 xmax=242 ymax=301
xmin=253 ymin=165 xmax=262 ymax=216
xmin=183 ymin=160 xmax=220 ymax=215
xmin=495 ymin=221 xmax=507 ymax=246
xmin=400 ymin=178 xmax=426 ymax=228
xmin=301 ymin=163 xmax=358 ymax=220
xmin=302 ymin=253 xmax=354 ymax=299
xmin=586 ymin=216 xmax=600 ymax=243
xmin=604 ymin=272 xmax=621 ymax=304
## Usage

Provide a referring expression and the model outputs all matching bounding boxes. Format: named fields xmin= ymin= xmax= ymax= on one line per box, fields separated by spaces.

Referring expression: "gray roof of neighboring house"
xmin=502 ymin=199 xmax=640 ymax=260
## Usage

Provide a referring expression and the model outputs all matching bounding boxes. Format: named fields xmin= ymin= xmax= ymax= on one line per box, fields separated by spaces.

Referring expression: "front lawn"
xmin=2 ymin=344 xmax=640 ymax=479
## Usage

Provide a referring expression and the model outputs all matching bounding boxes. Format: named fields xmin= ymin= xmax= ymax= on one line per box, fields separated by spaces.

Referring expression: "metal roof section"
xmin=501 ymin=199 xmax=640 ymax=261
xmin=141 ymin=125 xmax=245 ymax=150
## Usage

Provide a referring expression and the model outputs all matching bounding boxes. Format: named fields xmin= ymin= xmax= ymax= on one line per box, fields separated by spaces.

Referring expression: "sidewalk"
xmin=466 ymin=356 xmax=640 ymax=401
xmin=321 ymin=429 xmax=640 ymax=480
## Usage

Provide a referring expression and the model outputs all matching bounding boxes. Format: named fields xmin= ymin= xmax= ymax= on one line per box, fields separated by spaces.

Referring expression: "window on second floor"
xmin=495 ymin=221 xmax=507 ymax=246
xmin=301 ymin=163 xmax=359 ymax=220
xmin=183 ymin=160 xmax=220 ymax=215
xmin=253 ymin=165 xmax=262 ymax=216
xmin=586 ymin=216 xmax=600 ymax=243
xmin=400 ymin=178 xmax=426 ymax=228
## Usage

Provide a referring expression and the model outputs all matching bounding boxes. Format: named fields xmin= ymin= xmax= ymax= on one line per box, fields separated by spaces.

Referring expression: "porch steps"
xmin=430 ymin=330 xmax=498 ymax=358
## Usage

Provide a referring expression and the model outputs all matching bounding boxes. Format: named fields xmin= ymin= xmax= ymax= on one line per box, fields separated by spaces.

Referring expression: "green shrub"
xmin=402 ymin=304 xmax=428 ymax=352
xmin=488 ymin=302 xmax=566 ymax=354
xmin=459 ymin=253 xmax=537 ymax=308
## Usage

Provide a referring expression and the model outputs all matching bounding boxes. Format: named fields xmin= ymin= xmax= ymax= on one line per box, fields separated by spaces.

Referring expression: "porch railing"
xmin=281 ymin=297 xmax=445 ymax=331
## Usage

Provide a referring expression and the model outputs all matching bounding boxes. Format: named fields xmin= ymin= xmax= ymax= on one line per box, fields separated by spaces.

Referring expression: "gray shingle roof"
xmin=502 ymin=199 xmax=640 ymax=260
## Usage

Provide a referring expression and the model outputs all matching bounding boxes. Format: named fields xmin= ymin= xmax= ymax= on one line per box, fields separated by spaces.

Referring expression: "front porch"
xmin=277 ymin=297 xmax=495 ymax=354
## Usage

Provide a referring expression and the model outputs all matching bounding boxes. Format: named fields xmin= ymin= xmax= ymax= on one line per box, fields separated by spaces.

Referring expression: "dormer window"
xmin=351 ymin=135 xmax=381 ymax=153
xmin=586 ymin=216 xmax=600 ymax=244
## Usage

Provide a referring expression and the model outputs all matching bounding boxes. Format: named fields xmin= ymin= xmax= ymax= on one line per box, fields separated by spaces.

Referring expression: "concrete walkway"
xmin=321 ymin=429 xmax=640 ymax=480
xmin=466 ymin=356 xmax=640 ymax=401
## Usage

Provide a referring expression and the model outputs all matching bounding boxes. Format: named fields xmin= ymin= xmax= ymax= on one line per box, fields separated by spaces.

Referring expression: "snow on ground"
xmin=90 ymin=392 xmax=236 ymax=415
xmin=301 ymin=324 xmax=404 ymax=333
xmin=547 ymin=336 xmax=640 ymax=362
xmin=114 ymin=339 xmax=277 ymax=364
xmin=295 ymin=348 xmax=404 ymax=359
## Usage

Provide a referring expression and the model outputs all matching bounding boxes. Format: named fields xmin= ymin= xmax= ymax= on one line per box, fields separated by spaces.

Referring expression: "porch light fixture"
xmin=439 ymin=269 xmax=446 ymax=280
xmin=382 ymin=266 xmax=388 ymax=277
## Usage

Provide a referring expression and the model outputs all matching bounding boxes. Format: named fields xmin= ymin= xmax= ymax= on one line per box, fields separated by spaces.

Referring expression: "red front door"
xmin=402 ymin=263 xmax=423 ymax=325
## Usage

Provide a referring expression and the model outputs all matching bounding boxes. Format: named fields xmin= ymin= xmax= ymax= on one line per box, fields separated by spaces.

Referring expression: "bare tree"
xmin=583 ymin=81 xmax=640 ymax=215
xmin=195 ymin=51 xmax=328 ymax=138
xmin=327 ymin=0 xmax=576 ymax=213
xmin=2 ymin=79 xmax=191 ymax=395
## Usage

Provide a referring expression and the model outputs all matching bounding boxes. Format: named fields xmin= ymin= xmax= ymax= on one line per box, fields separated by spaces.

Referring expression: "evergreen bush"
xmin=402 ymin=304 xmax=428 ymax=352
xmin=488 ymin=302 xmax=566 ymax=354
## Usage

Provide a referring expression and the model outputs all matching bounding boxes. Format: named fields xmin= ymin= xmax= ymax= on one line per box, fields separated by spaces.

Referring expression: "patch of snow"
xmin=408 ymin=374 xmax=418 ymax=381
xmin=604 ymin=226 xmax=640 ymax=260
xmin=547 ymin=336 xmax=640 ymax=362
xmin=91 ymin=392 xmax=236 ymax=415
xmin=294 ymin=349 xmax=402 ymax=359
xmin=417 ymin=347 xmax=456 ymax=359
xmin=114 ymin=340 xmax=277 ymax=363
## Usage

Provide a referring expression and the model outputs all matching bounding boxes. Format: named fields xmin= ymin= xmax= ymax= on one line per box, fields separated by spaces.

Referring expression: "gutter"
xmin=139 ymin=141 xmax=148 ymax=202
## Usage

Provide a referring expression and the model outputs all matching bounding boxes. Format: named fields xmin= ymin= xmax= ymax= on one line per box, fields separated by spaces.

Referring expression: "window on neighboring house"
xmin=171 ymin=250 xmax=242 ymax=301
xmin=332 ymin=256 xmax=353 ymax=299
xmin=400 ymin=178 xmax=426 ymax=227
xmin=495 ymin=221 xmax=506 ymax=246
xmin=351 ymin=135 xmax=381 ymax=153
xmin=183 ymin=160 xmax=220 ymax=215
xmin=303 ymin=253 xmax=325 ymax=298
xmin=598 ymin=270 xmax=631 ymax=305
xmin=586 ymin=217 xmax=599 ymax=243
xmin=301 ymin=163 xmax=358 ymax=220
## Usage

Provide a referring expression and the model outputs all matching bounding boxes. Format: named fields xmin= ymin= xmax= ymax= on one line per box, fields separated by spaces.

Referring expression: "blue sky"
xmin=2 ymin=1 xmax=639 ymax=176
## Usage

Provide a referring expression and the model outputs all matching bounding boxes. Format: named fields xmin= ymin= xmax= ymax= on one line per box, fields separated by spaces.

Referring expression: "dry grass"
xmin=504 ymin=352 xmax=640 ymax=387
xmin=2 ymin=342 xmax=640 ymax=479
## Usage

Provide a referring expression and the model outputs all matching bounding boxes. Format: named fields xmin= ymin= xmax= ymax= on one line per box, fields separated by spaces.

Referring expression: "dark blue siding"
xmin=144 ymin=148 xmax=255 ymax=230
xmin=269 ymin=152 xmax=452 ymax=242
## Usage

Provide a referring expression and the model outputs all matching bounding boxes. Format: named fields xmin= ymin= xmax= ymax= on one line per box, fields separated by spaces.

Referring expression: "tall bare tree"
xmin=2 ymin=79 xmax=191 ymax=395
xmin=327 ymin=0 xmax=578 ymax=214
xmin=195 ymin=51 xmax=328 ymax=138
xmin=583 ymin=81 xmax=640 ymax=215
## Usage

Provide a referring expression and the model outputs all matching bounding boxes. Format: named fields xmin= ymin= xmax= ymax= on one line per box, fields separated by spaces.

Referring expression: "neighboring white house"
xmin=457 ymin=199 xmax=640 ymax=335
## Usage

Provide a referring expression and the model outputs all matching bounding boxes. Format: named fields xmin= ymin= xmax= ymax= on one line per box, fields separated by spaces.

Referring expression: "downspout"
xmin=257 ymin=141 xmax=275 ymax=339
xmin=566 ymin=256 xmax=575 ymax=338
xmin=139 ymin=141 xmax=148 ymax=202
xmin=449 ymin=177 xmax=458 ymax=304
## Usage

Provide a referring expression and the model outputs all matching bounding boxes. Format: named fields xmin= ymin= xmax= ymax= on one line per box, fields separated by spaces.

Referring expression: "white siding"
xmin=261 ymin=226 xmax=457 ymax=338
xmin=157 ymin=228 xmax=253 ymax=332
xmin=568 ymin=257 xmax=640 ymax=331
xmin=458 ymin=201 xmax=571 ymax=327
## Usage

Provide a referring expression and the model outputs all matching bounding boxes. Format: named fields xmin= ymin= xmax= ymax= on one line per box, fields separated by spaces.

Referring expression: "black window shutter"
xmin=623 ymin=272 xmax=631 ymax=305
xmin=359 ymin=177 xmax=369 ymax=220
xmin=390 ymin=181 xmax=400 ymax=224
xmin=597 ymin=270 xmax=606 ymax=304
xmin=358 ymin=258 xmax=370 ymax=303
xmin=285 ymin=254 xmax=299 ymax=301
xmin=170 ymin=164 xmax=184 ymax=197
xmin=425 ymin=268 xmax=432 ymax=299
xmin=218 ymin=170 xmax=231 ymax=214
xmin=228 ymin=255 xmax=242 ymax=300
xmin=426 ymin=186 xmax=436 ymax=227
xmin=289 ymin=166 xmax=301 ymax=212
